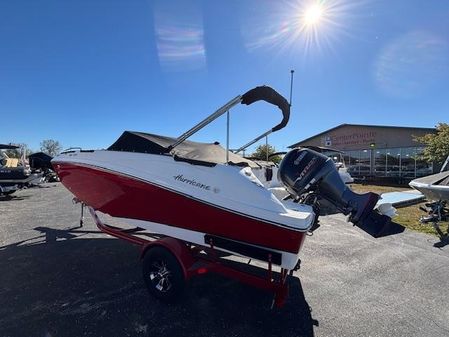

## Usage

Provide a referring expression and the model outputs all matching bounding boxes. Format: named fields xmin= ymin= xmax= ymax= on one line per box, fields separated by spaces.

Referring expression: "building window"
xmin=322 ymin=150 xmax=344 ymax=166
xmin=346 ymin=150 xmax=360 ymax=176
xmin=401 ymin=147 xmax=416 ymax=178
xmin=359 ymin=149 xmax=371 ymax=175
xmin=385 ymin=149 xmax=399 ymax=177
xmin=416 ymin=147 xmax=433 ymax=177
xmin=374 ymin=149 xmax=386 ymax=176
xmin=341 ymin=146 xmax=433 ymax=179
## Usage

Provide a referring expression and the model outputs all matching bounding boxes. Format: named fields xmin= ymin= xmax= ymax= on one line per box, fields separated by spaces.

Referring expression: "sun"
xmin=303 ymin=3 xmax=324 ymax=26
xmin=243 ymin=0 xmax=354 ymax=56
xmin=291 ymin=0 xmax=336 ymax=53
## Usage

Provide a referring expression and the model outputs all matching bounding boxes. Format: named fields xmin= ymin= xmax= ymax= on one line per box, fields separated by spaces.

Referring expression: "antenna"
xmin=289 ymin=69 xmax=295 ymax=106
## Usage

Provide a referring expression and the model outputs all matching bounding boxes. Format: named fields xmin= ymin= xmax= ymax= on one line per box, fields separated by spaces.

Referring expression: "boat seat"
xmin=5 ymin=158 xmax=19 ymax=168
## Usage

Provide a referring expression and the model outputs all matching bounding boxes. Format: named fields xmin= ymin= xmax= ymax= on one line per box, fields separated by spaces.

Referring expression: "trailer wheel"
xmin=142 ymin=246 xmax=185 ymax=302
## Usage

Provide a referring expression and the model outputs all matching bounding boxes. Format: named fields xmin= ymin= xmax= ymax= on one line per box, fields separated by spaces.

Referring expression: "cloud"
xmin=374 ymin=31 xmax=449 ymax=98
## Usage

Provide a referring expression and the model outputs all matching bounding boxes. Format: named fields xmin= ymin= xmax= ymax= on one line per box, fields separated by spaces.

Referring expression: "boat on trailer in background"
xmin=301 ymin=146 xmax=354 ymax=184
xmin=52 ymin=86 xmax=394 ymax=306
xmin=409 ymin=155 xmax=449 ymax=242
xmin=0 ymin=144 xmax=43 ymax=196
xmin=243 ymin=146 xmax=354 ymax=207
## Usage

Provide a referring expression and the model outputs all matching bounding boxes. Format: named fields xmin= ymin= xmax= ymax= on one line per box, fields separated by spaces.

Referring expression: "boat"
xmin=409 ymin=171 xmax=449 ymax=202
xmin=0 ymin=144 xmax=42 ymax=195
xmin=409 ymin=157 xmax=449 ymax=202
xmin=244 ymin=147 xmax=353 ymax=208
xmin=52 ymin=86 xmax=391 ymax=270
xmin=29 ymin=152 xmax=60 ymax=182
xmin=248 ymin=147 xmax=353 ymax=191
xmin=29 ymin=152 xmax=53 ymax=171
xmin=409 ymin=156 xmax=449 ymax=241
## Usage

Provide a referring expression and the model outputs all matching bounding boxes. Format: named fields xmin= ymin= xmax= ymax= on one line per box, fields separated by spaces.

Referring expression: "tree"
xmin=251 ymin=144 xmax=282 ymax=163
xmin=414 ymin=123 xmax=449 ymax=164
xmin=40 ymin=139 xmax=62 ymax=157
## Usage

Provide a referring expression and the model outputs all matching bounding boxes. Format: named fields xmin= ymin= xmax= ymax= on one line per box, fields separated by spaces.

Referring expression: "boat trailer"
xmin=419 ymin=200 xmax=449 ymax=244
xmin=75 ymin=199 xmax=297 ymax=308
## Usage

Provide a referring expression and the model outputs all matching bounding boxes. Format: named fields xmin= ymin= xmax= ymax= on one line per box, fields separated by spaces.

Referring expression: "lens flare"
xmin=154 ymin=0 xmax=206 ymax=72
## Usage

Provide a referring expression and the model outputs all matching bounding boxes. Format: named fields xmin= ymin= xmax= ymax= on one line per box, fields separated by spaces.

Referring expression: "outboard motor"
xmin=278 ymin=148 xmax=392 ymax=237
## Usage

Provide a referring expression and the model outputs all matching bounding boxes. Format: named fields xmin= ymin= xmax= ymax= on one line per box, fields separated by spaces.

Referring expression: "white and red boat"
xmin=52 ymin=86 xmax=390 ymax=271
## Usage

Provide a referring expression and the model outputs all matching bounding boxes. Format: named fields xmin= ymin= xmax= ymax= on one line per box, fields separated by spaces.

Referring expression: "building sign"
xmin=321 ymin=131 xmax=377 ymax=147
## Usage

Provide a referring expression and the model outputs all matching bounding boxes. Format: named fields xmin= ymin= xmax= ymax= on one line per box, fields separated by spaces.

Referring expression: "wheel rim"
xmin=148 ymin=260 xmax=172 ymax=293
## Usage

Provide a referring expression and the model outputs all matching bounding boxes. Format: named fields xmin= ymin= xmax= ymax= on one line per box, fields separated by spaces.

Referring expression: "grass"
xmin=350 ymin=183 xmax=449 ymax=237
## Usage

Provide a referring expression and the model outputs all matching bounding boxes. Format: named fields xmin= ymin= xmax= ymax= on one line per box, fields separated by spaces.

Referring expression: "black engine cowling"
xmin=278 ymin=148 xmax=392 ymax=237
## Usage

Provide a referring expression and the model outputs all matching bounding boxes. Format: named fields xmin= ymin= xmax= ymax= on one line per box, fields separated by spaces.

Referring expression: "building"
xmin=288 ymin=124 xmax=436 ymax=182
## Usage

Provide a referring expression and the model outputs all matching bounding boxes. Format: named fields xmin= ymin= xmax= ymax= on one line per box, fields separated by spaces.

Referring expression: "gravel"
xmin=1 ymin=184 xmax=448 ymax=337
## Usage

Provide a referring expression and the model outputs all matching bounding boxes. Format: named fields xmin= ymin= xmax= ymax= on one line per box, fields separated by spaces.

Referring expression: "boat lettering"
xmin=173 ymin=174 xmax=211 ymax=191
xmin=297 ymin=158 xmax=317 ymax=181
xmin=294 ymin=151 xmax=307 ymax=165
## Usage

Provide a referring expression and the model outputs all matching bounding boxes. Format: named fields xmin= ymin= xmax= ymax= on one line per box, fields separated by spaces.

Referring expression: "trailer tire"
xmin=142 ymin=246 xmax=185 ymax=302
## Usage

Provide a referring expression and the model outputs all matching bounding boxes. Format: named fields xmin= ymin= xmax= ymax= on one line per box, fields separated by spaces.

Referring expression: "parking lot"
xmin=1 ymin=184 xmax=449 ymax=337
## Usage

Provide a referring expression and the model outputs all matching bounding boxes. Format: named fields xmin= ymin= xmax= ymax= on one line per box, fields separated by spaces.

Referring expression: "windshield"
xmin=322 ymin=151 xmax=344 ymax=165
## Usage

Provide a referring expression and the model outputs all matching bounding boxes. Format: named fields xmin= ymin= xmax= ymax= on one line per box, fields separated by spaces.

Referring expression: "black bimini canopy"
xmin=28 ymin=152 xmax=53 ymax=170
xmin=0 ymin=144 xmax=19 ymax=150
xmin=108 ymin=131 xmax=259 ymax=168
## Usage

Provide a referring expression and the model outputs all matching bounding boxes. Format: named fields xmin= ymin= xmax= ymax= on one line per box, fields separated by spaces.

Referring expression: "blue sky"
xmin=1 ymin=0 xmax=448 ymax=153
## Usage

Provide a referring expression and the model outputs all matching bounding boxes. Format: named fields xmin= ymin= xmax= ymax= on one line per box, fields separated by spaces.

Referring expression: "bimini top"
xmin=28 ymin=152 xmax=53 ymax=170
xmin=108 ymin=131 xmax=259 ymax=168
xmin=0 ymin=144 xmax=19 ymax=150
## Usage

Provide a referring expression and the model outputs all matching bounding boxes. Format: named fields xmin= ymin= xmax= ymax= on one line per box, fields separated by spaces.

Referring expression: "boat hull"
xmin=409 ymin=183 xmax=449 ymax=201
xmin=54 ymin=162 xmax=307 ymax=268
xmin=410 ymin=171 xmax=449 ymax=201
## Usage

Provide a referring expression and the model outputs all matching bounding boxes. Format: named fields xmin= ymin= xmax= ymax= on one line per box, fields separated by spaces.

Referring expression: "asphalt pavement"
xmin=1 ymin=184 xmax=448 ymax=337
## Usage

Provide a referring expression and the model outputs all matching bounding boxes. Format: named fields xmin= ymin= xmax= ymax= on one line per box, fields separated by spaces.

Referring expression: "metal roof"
xmin=288 ymin=123 xmax=436 ymax=148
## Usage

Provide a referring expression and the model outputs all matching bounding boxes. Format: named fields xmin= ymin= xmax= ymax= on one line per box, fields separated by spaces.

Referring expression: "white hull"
xmin=53 ymin=150 xmax=316 ymax=269
xmin=409 ymin=181 xmax=449 ymax=201
xmin=104 ymin=215 xmax=302 ymax=269
xmin=54 ymin=150 xmax=315 ymax=231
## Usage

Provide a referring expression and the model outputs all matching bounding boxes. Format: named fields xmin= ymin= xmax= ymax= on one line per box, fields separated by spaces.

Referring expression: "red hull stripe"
xmin=54 ymin=162 xmax=304 ymax=232
xmin=54 ymin=162 xmax=306 ymax=253
xmin=64 ymin=162 xmax=305 ymax=231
